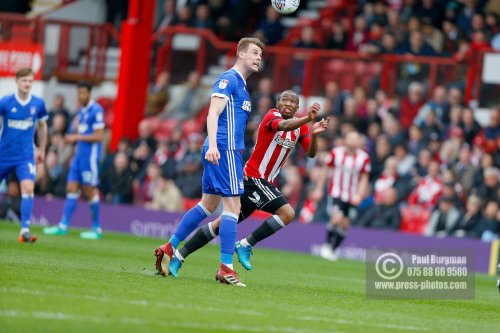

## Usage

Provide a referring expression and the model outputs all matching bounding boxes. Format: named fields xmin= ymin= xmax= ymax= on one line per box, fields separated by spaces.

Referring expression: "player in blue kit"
xmin=43 ymin=82 xmax=105 ymax=240
xmin=0 ymin=68 xmax=48 ymax=243
xmin=154 ymin=37 xmax=264 ymax=286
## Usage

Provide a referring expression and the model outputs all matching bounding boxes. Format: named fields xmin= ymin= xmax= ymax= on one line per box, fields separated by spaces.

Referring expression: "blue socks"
xmin=60 ymin=193 xmax=79 ymax=228
xmin=89 ymin=196 xmax=101 ymax=232
xmin=20 ymin=194 xmax=34 ymax=230
xmin=170 ymin=203 xmax=210 ymax=248
xmin=220 ymin=212 xmax=238 ymax=266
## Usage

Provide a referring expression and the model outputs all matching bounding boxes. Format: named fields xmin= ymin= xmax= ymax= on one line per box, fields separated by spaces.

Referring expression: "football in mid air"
xmin=271 ymin=0 xmax=300 ymax=15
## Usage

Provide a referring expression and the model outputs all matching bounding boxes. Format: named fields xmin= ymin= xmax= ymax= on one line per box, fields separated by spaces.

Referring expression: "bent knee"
xmin=278 ymin=205 xmax=295 ymax=224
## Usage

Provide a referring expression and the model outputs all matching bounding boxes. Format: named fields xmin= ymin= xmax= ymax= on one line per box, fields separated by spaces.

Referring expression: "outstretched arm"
xmin=306 ymin=118 xmax=329 ymax=158
xmin=277 ymin=103 xmax=321 ymax=131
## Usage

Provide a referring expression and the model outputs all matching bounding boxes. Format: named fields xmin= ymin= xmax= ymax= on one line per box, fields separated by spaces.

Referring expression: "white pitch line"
xmin=0 ymin=310 xmax=344 ymax=333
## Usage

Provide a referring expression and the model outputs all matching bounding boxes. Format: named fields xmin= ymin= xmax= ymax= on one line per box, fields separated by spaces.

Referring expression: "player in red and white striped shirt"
xmin=316 ymin=130 xmax=371 ymax=260
xmin=163 ymin=90 xmax=329 ymax=276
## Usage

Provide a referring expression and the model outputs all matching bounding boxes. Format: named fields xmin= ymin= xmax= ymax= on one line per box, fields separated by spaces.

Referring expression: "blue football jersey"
xmin=205 ymin=68 xmax=251 ymax=150
xmin=74 ymin=100 xmax=105 ymax=161
xmin=0 ymin=93 xmax=48 ymax=163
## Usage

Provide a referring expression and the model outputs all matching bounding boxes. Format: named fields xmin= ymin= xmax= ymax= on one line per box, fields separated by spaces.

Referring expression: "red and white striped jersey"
xmin=325 ymin=146 xmax=371 ymax=202
xmin=245 ymin=109 xmax=310 ymax=182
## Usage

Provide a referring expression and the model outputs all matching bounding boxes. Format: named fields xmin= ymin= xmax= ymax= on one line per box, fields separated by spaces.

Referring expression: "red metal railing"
xmin=153 ymin=26 xmax=470 ymax=102
xmin=0 ymin=13 xmax=119 ymax=82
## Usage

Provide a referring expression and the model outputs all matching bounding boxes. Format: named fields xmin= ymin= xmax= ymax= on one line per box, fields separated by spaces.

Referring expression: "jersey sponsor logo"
xmin=28 ymin=163 xmax=35 ymax=175
xmin=242 ymin=101 xmax=251 ymax=112
xmin=78 ymin=124 xmax=89 ymax=133
xmin=218 ymin=79 xmax=229 ymax=89
xmin=10 ymin=107 xmax=17 ymax=113
xmin=273 ymin=133 xmax=296 ymax=149
xmin=7 ymin=118 xmax=34 ymax=130
xmin=249 ymin=191 xmax=263 ymax=206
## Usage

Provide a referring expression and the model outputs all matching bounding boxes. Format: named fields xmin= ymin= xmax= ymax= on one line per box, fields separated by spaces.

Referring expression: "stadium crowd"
xmin=1 ymin=0 xmax=499 ymax=241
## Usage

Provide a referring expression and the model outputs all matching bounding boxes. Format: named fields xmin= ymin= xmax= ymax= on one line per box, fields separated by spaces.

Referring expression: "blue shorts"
xmin=0 ymin=160 xmax=36 ymax=182
xmin=68 ymin=155 xmax=99 ymax=186
xmin=202 ymin=147 xmax=244 ymax=197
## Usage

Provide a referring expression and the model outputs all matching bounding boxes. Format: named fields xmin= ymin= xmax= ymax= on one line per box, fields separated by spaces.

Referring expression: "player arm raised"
xmin=276 ymin=103 xmax=321 ymax=131
xmin=36 ymin=119 xmax=48 ymax=162
xmin=205 ymin=96 xmax=228 ymax=165
xmin=306 ymin=118 xmax=329 ymax=158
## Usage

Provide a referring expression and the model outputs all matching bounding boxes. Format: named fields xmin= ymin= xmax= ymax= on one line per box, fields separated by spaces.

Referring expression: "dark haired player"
xmin=43 ymin=81 xmax=105 ymax=240
xmin=163 ymin=90 xmax=328 ymax=277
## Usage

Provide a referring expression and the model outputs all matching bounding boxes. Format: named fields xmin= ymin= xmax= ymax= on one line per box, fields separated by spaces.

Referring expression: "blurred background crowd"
xmin=1 ymin=0 xmax=499 ymax=241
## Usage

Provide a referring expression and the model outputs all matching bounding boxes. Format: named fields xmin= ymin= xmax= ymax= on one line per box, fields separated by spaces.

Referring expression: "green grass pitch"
xmin=1 ymin=222 xmax=499 ymax=333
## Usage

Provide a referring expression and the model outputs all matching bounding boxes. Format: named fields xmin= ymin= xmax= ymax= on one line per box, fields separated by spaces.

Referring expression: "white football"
xmin=271 ymin=0 xmax=300 ymax=15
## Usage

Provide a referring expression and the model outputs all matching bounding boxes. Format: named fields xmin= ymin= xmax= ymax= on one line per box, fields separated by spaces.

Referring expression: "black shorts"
xmin=238 ymin=177 xmax=289 ymax=221
xmin=327 ymin=198 xmax=353 ymax=217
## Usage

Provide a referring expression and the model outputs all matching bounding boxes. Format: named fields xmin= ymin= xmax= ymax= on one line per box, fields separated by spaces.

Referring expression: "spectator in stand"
xmin=394 ymin=144 xmax=416 ymax=177
xmin=444 ymin=106 xmax=463 ymax=139
xmin=146 ymin=71 xmax=170 ymax=116
xmin=480 ymin=200 xmax=500 ymax=242
xmin=485 ymin=12 xmax=499 ymax=36
xmin=327 ymin=22 xmax=348 ymax=50
xmin=130 ymin=141 xmax=152 ymax=181
xmin=145 ymin=176 xmax=184 ymax=212
xmin=421 ymin=17 xmax=445 ymax=53
xmin=414 ymin=85 xmax=447 ymax=127
xmin=192 ymin=4 xmax=214 ymax=30
xmin=373 ymin=157 xmax=398 ymax=204
xmin=340 ymin=97 xmax=361 ymax=129
xmin=482 ymin=108 xmax=500 ymax=154
xmin=407 ymin=125 xmax=426 ymax=156
xmin=256 ymin=5 xmax=285 ymax=45
xmin=164 ymin=71 xmax=210 ymax=120
xmin=452 ymin=194 xmax=483 ymax=238
xmin=102 ymin=152 xmax=134 ymax=204
xmin=175 ymin=134 xmax=203 ymax=199
xmin=382 ymin=114 xmax=405 ymax=147
xmin=172 ymin=5 xmax=193 ymax=27
xmin=294 ymin=26 xmax=320 ymax=49
xmin=420 ymin=110 xmax=442 ymax=142
xmin=155 ymin=0 xmax=176 ymax=33
xmin=132 ymin=119 xmax=157 ymax=153
xmin=408 ymin=159 xmax=443 ymax=211
xmin=461 ymin=107 xmax=481 ymax=144
xmin=443 ymin=87 xmax=463 ymax=125
xmin=474 ymin=167 xmax=500 ymax=205
xmin=44 ymin=150 xmax=68 ymax=199
xmin=323 ymin=81 xmax=346 ymax=116
xmin=48 ymin=133 xmax=72 ymax=169
xmin=442 ymin=20 xmax=464 ymax=55
xmin=370 ymin=134 xmax=392 ymax=181
xmin=356 ymin=187 xmax=401 ymax=230
xmin=251 ymin=77 xmax=275 ymax=111
xmin=457 ymin=0 xmax=479 ymax=35
xmin=453 ymin=145 xmax=478 ymax=193
xmin=280 ymin=165 xmax=304 ymax=209
xmin=424 ymin=195 xmax=461 ymax=237
xmin=47 ymin=94 xmax=70 ymax=135
xmin=138 ymin=163 xmax=162 ymax=205
xmin=399 ymin=82 xmax=426 ymax=129
xmin=346 ymin=16 xmax=369 ymax=51
xmin=417 ymin=0 xmax=444 ymax=28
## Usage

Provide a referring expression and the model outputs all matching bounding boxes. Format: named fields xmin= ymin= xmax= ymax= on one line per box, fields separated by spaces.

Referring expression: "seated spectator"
xmin=346 ymin=16 xmax=369 ymax=51
xmin=44 ymin=150 xmax=68 ymax=198
xmin=461 ymin=107 xmax=481 ymax=145
xmin=408 ymin=159 xmax=443 ymax=211
xmin=474 ymin=167 xmax=500 ymax=205
xmin=155 ymin=0 xmax=175 ymax=33
xmin=393 ymin=144 xmax=416 ymax=176
xmin=130 ymin=141 xmax=152 ymax=181
xmin=175 ymin=134 xmax=203 ymax=199
xmin=138 ymin=163 xmax=162 ymax=205
xmin=256 ymin=5 xmax=284 ymax=45
xmin=373 ymin=157 xmax=398 ymax=203
xmin=421 ymin=17 xmax=444 ymax=53
xmin=356 ymin=188 xmax=401 ymax=230
xmin=407 ymin=125 xmax=426 ymax=156
xmin=172 ymin=5 xmax=193 ymax=27
xmin=370 ymin=135 xmax=392 ymax=181
xmin=251 ymin=77 xmax=275 ymax=111
xmin=452 ymin=194 xmax=483 ymax=238
xmin=326 ymin=22 xmax=348 ymax=50
xmin=444 ymin=106 xmax=463 ymax=139
xmin=47 ymin=94 xmax=70 ymax=135
xmin=480 ymin=201 xmax=500 ymax=242
xmin=413 ymin=85 xmax=447 ymax=127
xmin=146 ymin=71 xmax=170 ymax=116
xmin=442 ymin=20 xmax=464 ymax=55
xmin=453 ymin=145 xmax=478 ymax=193
xmin=399 ymin=82 xmax=425 ymax=129
xmin=144 ymin=176 xmax=183 ymax=212
xmin=132 ymin=120 xmax=157 ymax=153
xmin=192 ymin=4 xmax=214 ymax=30
xmin=482 ymin=108 xmax=500 ymax=154
xmin=323 ymin=81 xmax=347 ymax=116
xmin=424 ymin=195 xmax=461 ymax=237
xmin=102 ymin=152 xmax=134 ymax=204
xmin=420 ymin=110 xmax=442 ymax=142
xmin=164 ymin=71 xmax=210 ymax=120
